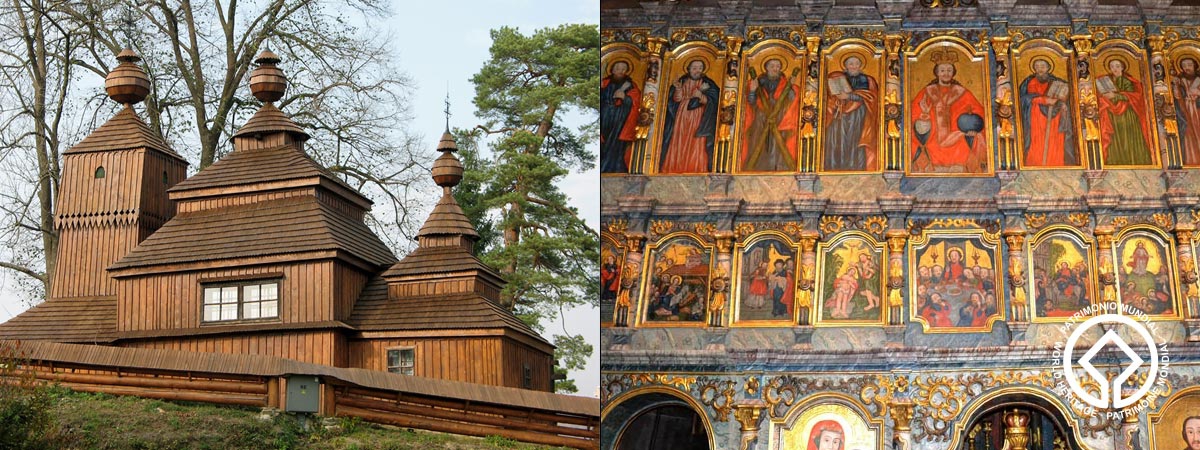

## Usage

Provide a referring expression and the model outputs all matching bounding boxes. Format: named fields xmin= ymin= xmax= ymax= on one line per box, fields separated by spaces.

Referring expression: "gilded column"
xmin=1072 ymin=34 xmax=1103 ymax=170
xmin=1003 ymin=230 xmax=1029 ymax=323
xmin=1174 ymin=225 xmax=1199 ymax=319
xmin=710 ymin=233 xmax=736 ymax=327
xmin=991 ymin=36 xmax=1018 ymax=170
xmin=616 ymin=234 xmax=648 ymax=327
xmin=1095 ymin=226 xmax=1118 ymax=303
xmin=885 ymin=230 xmax=907 ymax=326
xmin=715 ymin=36 xmax=744 ymax=174
xmin=1150 ymin=33 xmax=1184 ymax=169
xmin=733 ymin=401 xmax=766 ymax=450
xmin=634 ymin=37 xmax=668 ymax=174
xmin=796 ymin=231 xmax=819 ymax=326
xmin=883 ymin=34 xmax=906 ymax=171
xmin=890 ymin=400 xmax=914 ymax=450
xmin=799 ymin=36 xmax=821 ymax=172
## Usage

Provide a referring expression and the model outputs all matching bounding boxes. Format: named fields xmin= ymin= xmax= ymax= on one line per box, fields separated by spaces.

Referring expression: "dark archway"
xmin=957 ymin=392 xmax=1083 ymax=450
xmin=601 ymin=391 xmax=711 ymax=450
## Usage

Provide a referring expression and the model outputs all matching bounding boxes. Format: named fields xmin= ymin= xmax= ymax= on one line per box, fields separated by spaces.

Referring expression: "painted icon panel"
xmin=734 ymin=235 xmax=798 ymax=323
xmin=1030 ymin=230 xmax=1095 ymax=321
xmin=1148 ymin=391 xmax=1200 ymax=450
xmin=906 ymin=40 xmax=993 ymax=175
xmin=1170 ymin=45 xmax=1200 ymax=166
xmin=658 ymin=47 xmax=722 ymax=174
xmin=641 ymin=236 xmax=712 ymax=324
xmin=1013 ymin=44 xmax=1081 ymax=168
xmin=601 ymin=49 xmax=645 ymax=175
xmin=738 ymin=44 xmax=803 ymax=173
xmin=772 ymin=403 xmax=879 ymax=450
xmin=1115 ymin=230 xmax=1177 ymax=317
xmin=820 ymin=44 xmax=883 ymax=173
xmin=910 ymin=233 xmax=1003 ymax=332
xmin=815 ymin=234 xmax=885 ymax=326
xmin=1092 ymin=46 xmax=1158 ymax=167
xmin=600 ymin=235 xmax=627 ymax=325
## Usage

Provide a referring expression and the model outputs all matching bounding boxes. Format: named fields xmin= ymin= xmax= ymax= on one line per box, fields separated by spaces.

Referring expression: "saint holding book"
xmin=1096 ymin=57 xmax=1153 ymax=166
xmin=1019 ymin=57 xmax=1077 ymax=167
xmin=823 ymin=55 xmax=879 ymax=172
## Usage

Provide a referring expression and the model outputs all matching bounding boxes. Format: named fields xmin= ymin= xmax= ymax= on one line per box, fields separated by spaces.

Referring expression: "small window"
xmin=523 ymin=364 xmax=532 ymax=389
xmin=94 ymin=167 xmax=105 ymax=179
xmin=387 ymin=349 xmax=415 ymax=375
xmin=202 ymin=281 xmax=279 ymax=323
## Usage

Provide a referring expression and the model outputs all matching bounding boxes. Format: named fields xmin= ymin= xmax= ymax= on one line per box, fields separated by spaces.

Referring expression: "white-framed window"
xmin=386 ymin=348 xmax=415 ymax=375
xmin=202 ymin=281 xmax=279 ymax=323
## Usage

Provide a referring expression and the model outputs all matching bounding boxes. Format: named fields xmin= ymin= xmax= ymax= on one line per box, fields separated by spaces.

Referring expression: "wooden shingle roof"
xmin=380 ymin=245 xmax=502 ymax=279
xmin=415 ymin=191 xmax=479 ymax=239
xmin=349 ymin=277 xmax=549 ymax=346
xmin=0 ymin=297 xmax=116 ymax=344
xmin=167 ymin=143 xmax=359 ymax=198
xmin=231 ymin=102 xmax=309 ymax=141
xmin=65 ymin=106 xmax=185 ymax=162
xmin=109 ymin=196 xmax=396 ymax=271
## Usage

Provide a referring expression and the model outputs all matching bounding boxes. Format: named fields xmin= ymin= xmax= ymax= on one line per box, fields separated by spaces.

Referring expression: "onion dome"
xmin=105 ymin=48 xmax=150 ymax=105
xmin=249 ymin=50 xmax=286 ymax=103
xmin=431 ymin=131 xmax=463 ymax=188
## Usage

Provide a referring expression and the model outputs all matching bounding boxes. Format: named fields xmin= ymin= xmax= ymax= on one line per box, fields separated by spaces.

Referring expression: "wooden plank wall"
xmin=139 ymin=150 xmax=187 ymax=225
xmin=333 ymin=263 xmax=368 ymax=322
xmin=117 ymin=262 xmax=334 ymax=331
xmin=52 ymin=224 xmax=138 ymax=298
xmin=502 ymin=338 xmax=555 ymax=392
xmin=176 ymin=188 xmax=312 ymax=213
xmin=122 ymin=330 xmax=339 ymax=366
xmin=347 ymin=338 xmax=504 ymax=387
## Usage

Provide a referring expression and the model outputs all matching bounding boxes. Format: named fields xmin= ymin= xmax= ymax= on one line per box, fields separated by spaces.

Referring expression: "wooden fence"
xmin=1 ymin=341 xmax=598 ymax=449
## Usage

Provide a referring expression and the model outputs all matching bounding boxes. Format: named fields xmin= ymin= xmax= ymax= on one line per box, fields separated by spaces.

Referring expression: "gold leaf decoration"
xmin=735 ymin=223 xmax=756 ymax=240
xmin=694 ymin=222 xmax=717 ymax=237
xmin=606 ymin=219 xmax=629 ymax=236
xmin=1068 ymin=212 xmax=1090 ymax=228
xmin=820 ymin=216 xmax=845 ymax=234
xmin=1024 ymin=213 xmax=1047 ymax=230
xmin=1153 ymin=212 xmax=1173 ymax=230
xmin=650 ymin=220 xmax=675 ymax=236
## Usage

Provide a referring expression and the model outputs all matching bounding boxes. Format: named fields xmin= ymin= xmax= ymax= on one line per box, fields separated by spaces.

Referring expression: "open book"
xmin=828 ymin=76 xmax=852 ymax=96
xmin=1046 ymin=80 xmax=1069 ymax=100
xmin=1095 ymin=76 xmax=1117 ymax=95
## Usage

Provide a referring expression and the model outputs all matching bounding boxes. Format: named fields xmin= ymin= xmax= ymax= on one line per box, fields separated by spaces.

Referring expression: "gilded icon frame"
xmin=1027 ymin=225 xmax=1099 ymax=323
xmin=908 ymin=228 xmax=1005 ymax=333
xmin=733 ymin=39 xmax=806 ymax=174
xmin=903 ymin=37 xmax=995 ymax=177
xmin=816 ymin=38 xmax=886 ymax=174
xmin=1090 ymin=40 xmax=1162 ymax=169
xmin=652 ymin=41 xmax=725 ymax=175
xmin=1010 ymin=39 xmax=1086 ymax=170
xmin=636 ymin=232 xmax=716 ymax=327
xmin=1111 ymin=225 xmax=1182 ymax=320
xmin=813 ymin=230 xmax=888 ymax=327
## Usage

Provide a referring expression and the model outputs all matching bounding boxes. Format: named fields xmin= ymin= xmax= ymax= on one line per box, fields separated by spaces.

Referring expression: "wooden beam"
xmin=335 ymin=405 xmax=597 ymax=450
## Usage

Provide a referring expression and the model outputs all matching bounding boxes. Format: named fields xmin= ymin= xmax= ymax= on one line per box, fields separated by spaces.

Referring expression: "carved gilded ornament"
xmin=891 ymin=399 xmax=915 ymax=432
xmin=649 ymin=220 xmax=674 ymax=236
xmin=697 ymin=377 xmax=737 ymax=421
xmin=1024 ymin=213 xmax=1048 ymax=230
xmin=1153 ymin=212 xmax=1174 ymax=230
xmin=745 ymin=376 xmax=760 ymax=397
xmin=783 ymin=222 xmax=803 ymax=238
xmin=820 ymin=216 xmax=845 ymax=235
xmin=694 ymin=222 xmax=717 ymax=238
xmin=735 ymin=222 xmax=756 ymax=240
xmin=606 ymin=219 xmax=628 ymax=236
xmin=1111 ymin=216 xmax=1129 ymax=229
xmin=1068 ymin=212 xmax=1091 ymax=229
xmin=625 ymin=234 xmax=647 ymax=252
xmin=862 ymin=215 xmax=889 ymax=235
xmin=715 ymin=233 xmax=735 ymax=254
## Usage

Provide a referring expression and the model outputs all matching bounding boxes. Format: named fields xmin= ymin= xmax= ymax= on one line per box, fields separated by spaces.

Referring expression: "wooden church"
xmin=0 ymin=49 xmax=555 ymax=392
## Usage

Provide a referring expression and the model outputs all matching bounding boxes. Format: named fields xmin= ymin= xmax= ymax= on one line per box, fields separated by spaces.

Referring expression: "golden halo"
xmin=1102 ymin=54 xmax=1134 ymax=75
xmin=839 ymin=53 xmax=869 ymax=71
xmin=1175 ymin=53 xmax=1200 ymax=74
xmin=605 ymin=58 xmax=635 ymax=76
xmin=682 ymin=58 xmax=708 ymax=73
xmin=1028 ymin=56 xmax=1055 ymax=75
xmin=761 ymin=56 xmax=789 ymax=74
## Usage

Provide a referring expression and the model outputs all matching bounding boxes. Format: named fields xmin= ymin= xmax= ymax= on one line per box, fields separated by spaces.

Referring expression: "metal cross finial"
xmin=120 ymin=6 xmax=136 ymax=49
xmin=444 ymin=84 xmax=452 ymax=132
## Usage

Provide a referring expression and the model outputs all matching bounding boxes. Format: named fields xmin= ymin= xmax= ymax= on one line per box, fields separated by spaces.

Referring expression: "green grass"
xmin=30 ymin=387 xmax=570 ymax=450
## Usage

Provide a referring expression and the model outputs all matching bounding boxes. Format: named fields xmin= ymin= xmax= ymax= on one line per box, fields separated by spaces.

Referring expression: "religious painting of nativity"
xmin=640 ymin=236 xmax=713 ymax=324
xmin=910 ymin=232 xmax=1002 ymax=332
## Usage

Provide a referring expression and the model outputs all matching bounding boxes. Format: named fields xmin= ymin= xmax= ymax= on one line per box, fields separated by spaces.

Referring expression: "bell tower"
xmin=50 ymin=49 xmax=188 ymax=298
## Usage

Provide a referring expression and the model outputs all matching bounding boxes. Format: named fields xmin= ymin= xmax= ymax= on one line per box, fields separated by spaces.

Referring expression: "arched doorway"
xmin=955 ymin=392 xmax=1082 ymax=450
xmin=602 ymin=391 xmax=712 ymax=450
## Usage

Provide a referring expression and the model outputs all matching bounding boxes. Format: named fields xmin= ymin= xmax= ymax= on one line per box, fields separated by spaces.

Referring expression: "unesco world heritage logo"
xmin=1053 ymin=303 xmax=1170 ymax=419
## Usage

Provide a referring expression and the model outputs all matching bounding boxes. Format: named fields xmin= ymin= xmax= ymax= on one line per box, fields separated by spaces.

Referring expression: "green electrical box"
xmin=285 ymin=375 xmax=321 ymax=413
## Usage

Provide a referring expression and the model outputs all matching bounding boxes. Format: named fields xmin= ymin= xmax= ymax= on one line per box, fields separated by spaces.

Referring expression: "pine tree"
xmin=460 ymin=24 xmax=599 ymax=393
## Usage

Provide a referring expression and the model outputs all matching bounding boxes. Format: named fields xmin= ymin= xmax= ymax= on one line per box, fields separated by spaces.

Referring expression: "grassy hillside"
xmin=9 ymin=387 xmax=568 ymax=450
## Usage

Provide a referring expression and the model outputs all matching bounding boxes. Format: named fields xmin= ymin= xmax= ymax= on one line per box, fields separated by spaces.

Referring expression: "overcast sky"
xmin=0 ymin=0 xmax=601 ymax=397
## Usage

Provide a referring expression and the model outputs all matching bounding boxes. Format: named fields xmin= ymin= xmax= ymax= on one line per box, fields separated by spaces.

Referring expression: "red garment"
xmin=1023 ymin=77 xmax=1069 ymax=166
xmin=749 ymin=268 xmax=769 ymax=296
xmin=781 ymin=272 xmax=795 ymax=315
xmin=740 ymin=74 xmax=801 ymax=169
xmin=947 ymin=261 xmax=965 ymax=282
xmin=1097 ymin=74 xmax=1152 ymax=157
xmin=600 ymin=264 xmax=620 ymax=293
xmin=806 ymin=420 xmax=844 ymax=450
xmin=601 ymin=77 xmax=641 ymax=168
xmin=661 ymin=78 xmax=712 ymax=173
xmin=911 ymin=82 xmax=988 ymax=172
